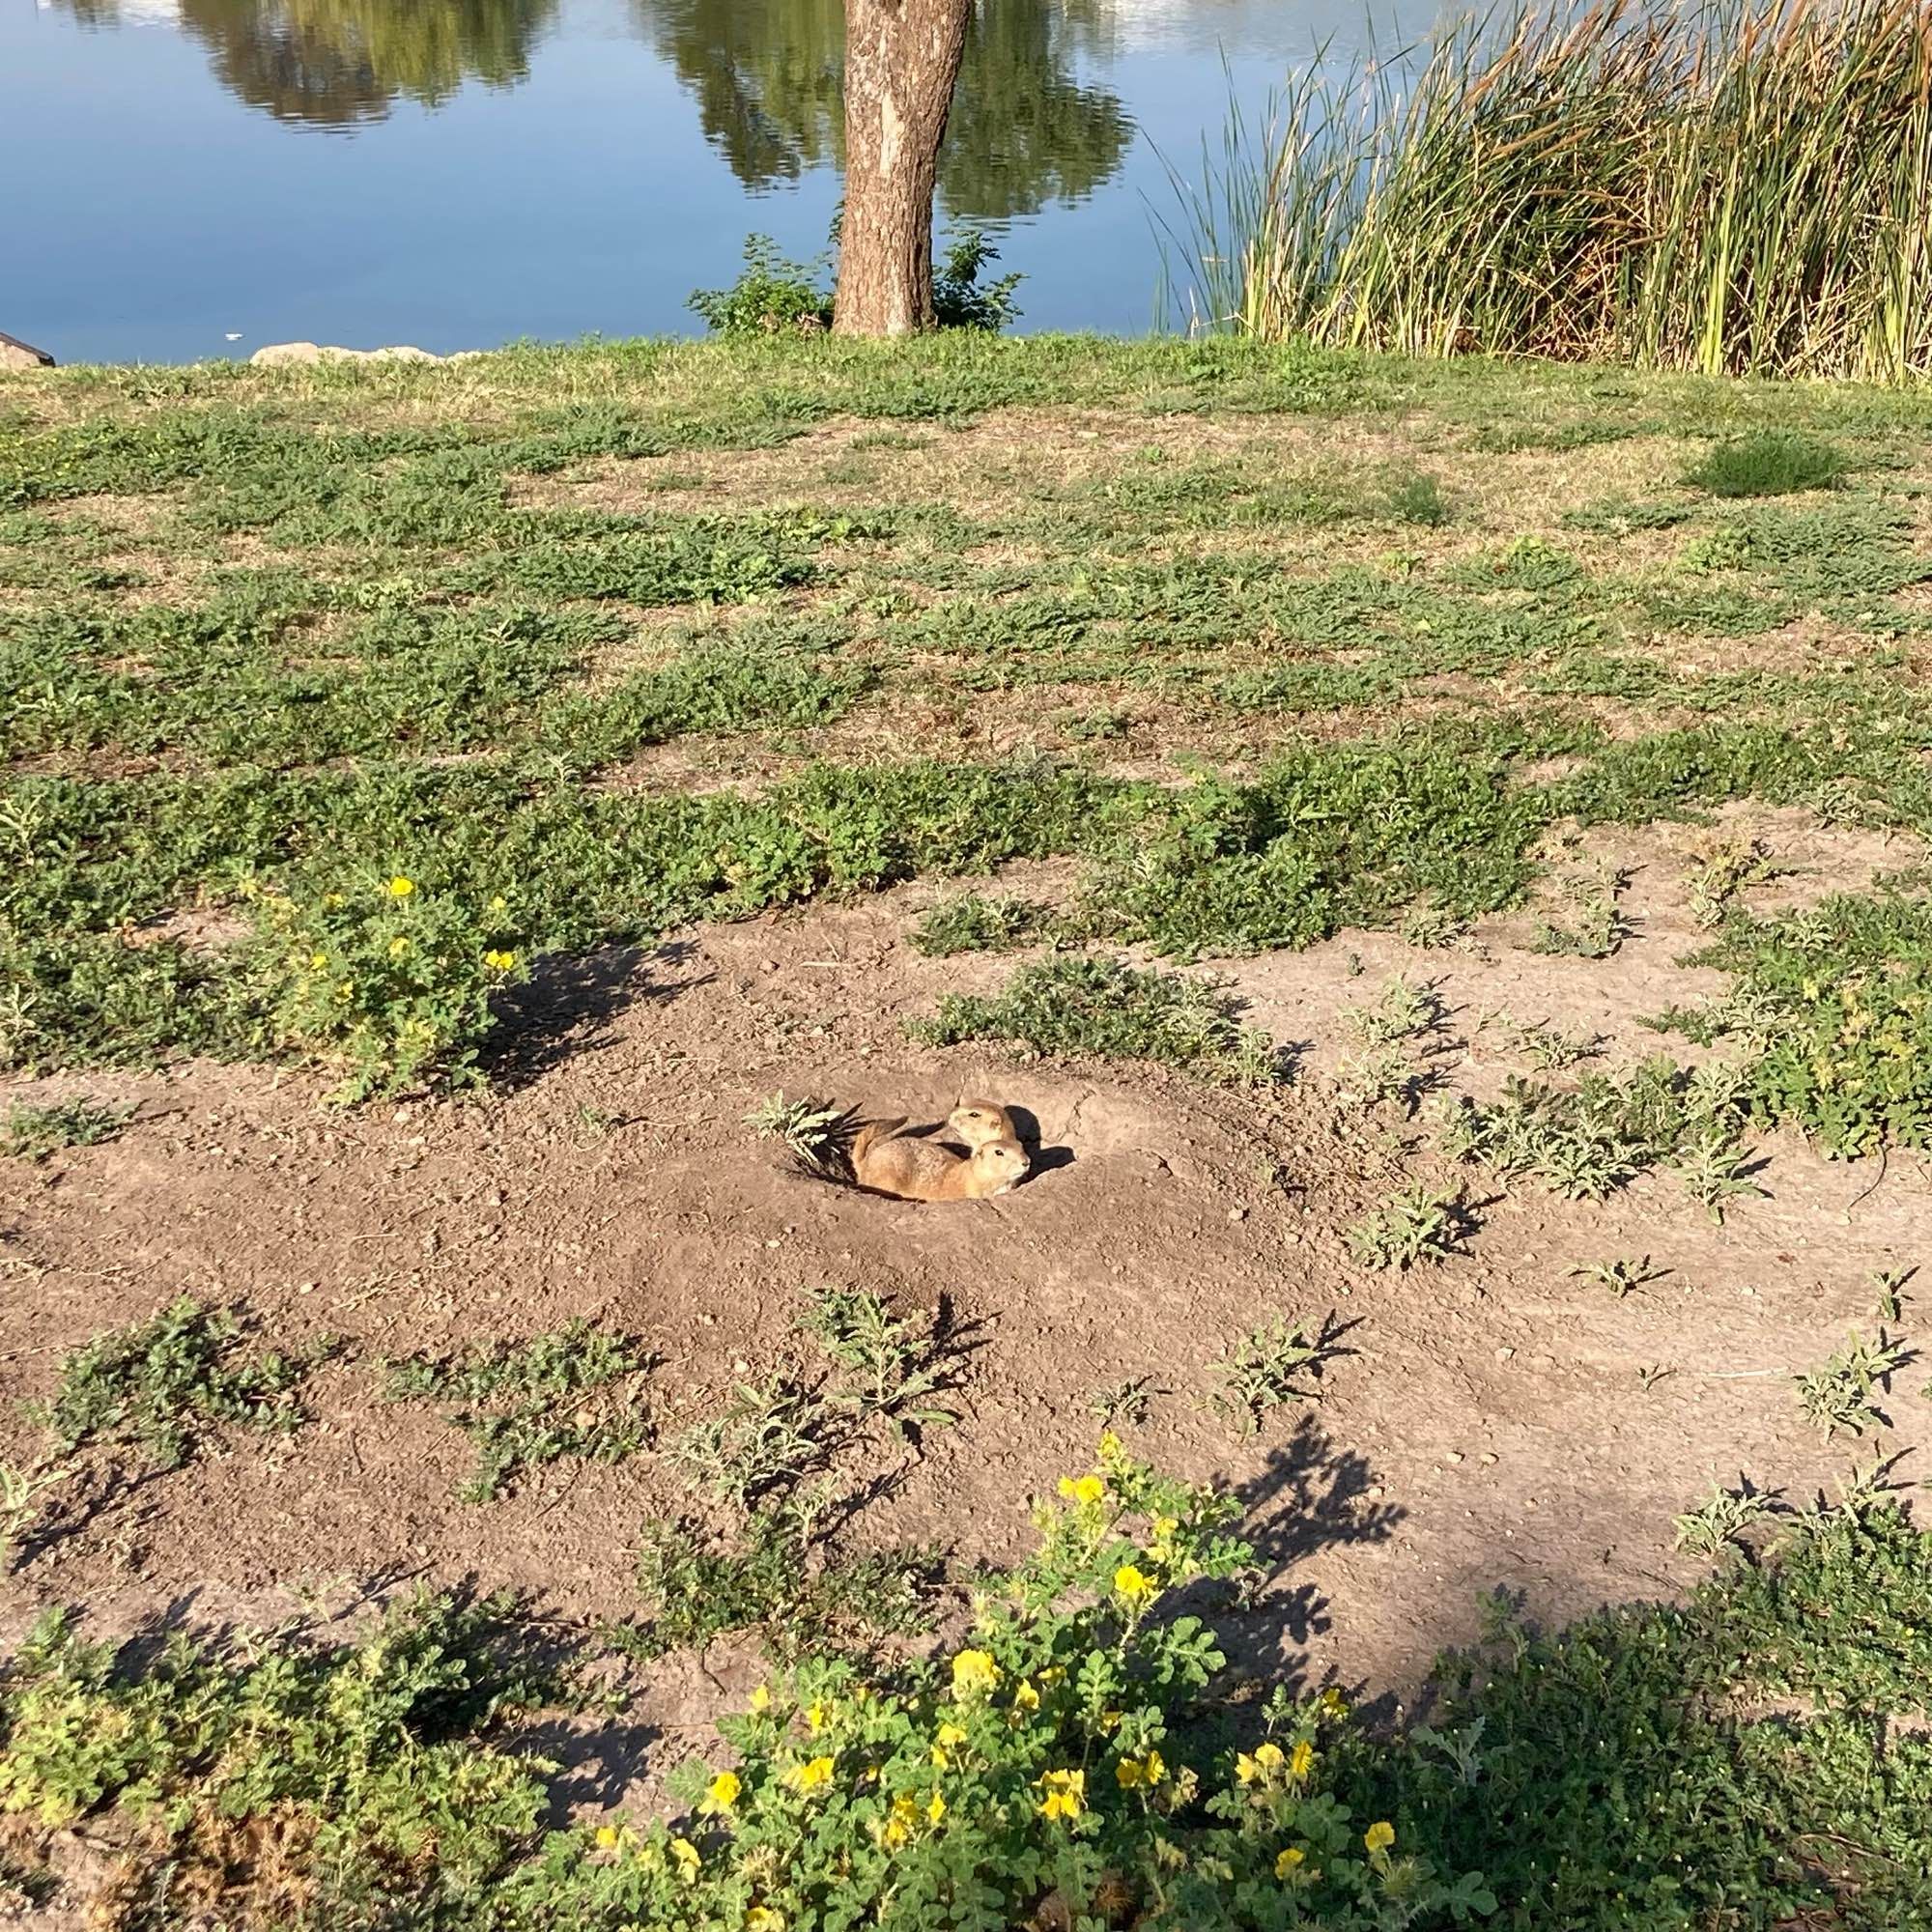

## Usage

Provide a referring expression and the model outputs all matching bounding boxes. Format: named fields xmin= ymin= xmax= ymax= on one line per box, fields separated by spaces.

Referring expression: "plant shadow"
xmin=482 ymin=940 xmax=710 ymax=1093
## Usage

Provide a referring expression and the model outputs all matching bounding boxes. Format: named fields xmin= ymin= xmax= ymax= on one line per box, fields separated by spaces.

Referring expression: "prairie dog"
xmin=854 ymin=1121 xmax=1030 ymax=1202
xmin=949 ymin=1097 xmax=1016 ymax=1150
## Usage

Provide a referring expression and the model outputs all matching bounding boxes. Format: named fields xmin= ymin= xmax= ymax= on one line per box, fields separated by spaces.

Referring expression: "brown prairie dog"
xmin=854 ymin=1120 xmax=1030 ymax=1202
xmin=948 ymin=1097 xmax=1016 ymax=1150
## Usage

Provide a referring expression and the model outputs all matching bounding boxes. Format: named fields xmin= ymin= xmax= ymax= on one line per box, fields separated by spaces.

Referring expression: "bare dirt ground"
xmin=4 ymin=800 xmax=1929 ymax=1810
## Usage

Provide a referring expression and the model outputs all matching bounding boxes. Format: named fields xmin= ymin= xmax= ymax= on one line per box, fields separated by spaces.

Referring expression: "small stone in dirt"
xmin=1494 ymin=1347 xmax=1514 ymax=1363
xmin=1229 ymin=1206 xmax=1248 ymax=1222
xmin=1447 ymin=1451 xmax=1464 ymax=1463
xmin=1480 ymin=1451 xmax=1498 ymax=1464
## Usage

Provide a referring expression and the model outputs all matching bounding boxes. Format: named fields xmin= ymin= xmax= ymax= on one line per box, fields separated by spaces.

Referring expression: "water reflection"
xmin=633 ymin=0 xmax=1133 ymax=216
xmin=59 ymin=0 xmax=1130 ymax=214
xmin=61 ymin=0 xmax=557 ymax=125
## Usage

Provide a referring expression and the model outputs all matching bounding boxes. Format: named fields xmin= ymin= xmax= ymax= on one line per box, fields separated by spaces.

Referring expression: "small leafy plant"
xmin=1685 ymin=837 xmax=1776 ymax=927
xmin=1342 ymin=975 xmax=1439 ymax=1045
xmin=1089 ymin=1376 xmax=1160 ymax=1427
xmin=247 ymin=872 xmax=527 ymax=1100
xmin=380 ymin=1321 xmax=654 ymax=1502
xmin=1530 ymin=892 xmax=1628 ymax=959
xmin=1482 ymin=1010 xmax=1602 ymax=1071
xmin=1794 ymin=1328 xmax=1910 ymax=1437
xmin=915 ymin=954 xmax=1279 ymax=1085
xmin=1209 ymin=1317 xmax=1329 ymax=1435
xmin=1672 ymin=1134 xmax=1766 ymax=1222
xmin=800 ymin=1288 xmax=960 ymax=1439
xmin=689 ymin=236 xmax=833 ymax=336
xmin=1 ymin=1096 xmax=133 ymax=1161
xmin=612 ymin=1505 xmax=941 ymax=1664
xmin=1672 ymin=1478 xmax=1777 ymax=1556
xmin=39 ymin=1296 xmax=323 ymax=1471
xmin=1385 ymin=470 xmax=1451 ymax=526
xmin=931 ymin=227 xmax=1023 ymax=331
xmin=909 ymin=894 xmax=1048 ymax=957
xmin=1348 ymin=1188 xmax=1463 ymax=1269
xmin=673 ymin=1376 xmax=836 ymax=1511
xmin=1570 ymin=1255 xmax=1663 ymax=1298
xmin=747 ymin=1093 xmax=856 ymax=1177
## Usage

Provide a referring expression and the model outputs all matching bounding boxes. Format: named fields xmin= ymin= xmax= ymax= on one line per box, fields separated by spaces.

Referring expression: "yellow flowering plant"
xmin=525 ymin=1442 xmax=1489 ymax=1929
xmin=248 ymin=873 xmax=526 ymax=1098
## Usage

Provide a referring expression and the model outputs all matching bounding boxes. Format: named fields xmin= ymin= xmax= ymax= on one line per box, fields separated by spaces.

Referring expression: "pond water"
xmin=4 ymin=0 xmax=1423 ymax=364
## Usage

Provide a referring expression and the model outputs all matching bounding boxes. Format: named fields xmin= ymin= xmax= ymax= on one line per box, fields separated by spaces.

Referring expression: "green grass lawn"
xmin=5 ymin=334 xmax=1932 ymax=1106
xmin=6 ymin=334 xmax=1932 ymax=1927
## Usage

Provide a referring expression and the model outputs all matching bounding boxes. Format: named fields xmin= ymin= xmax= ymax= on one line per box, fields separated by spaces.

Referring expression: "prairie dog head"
xmin=970 ymin=1136 xmax=1031 ymax=1195
xmin=950 ymin=1097 xmax=1015 ymax=1150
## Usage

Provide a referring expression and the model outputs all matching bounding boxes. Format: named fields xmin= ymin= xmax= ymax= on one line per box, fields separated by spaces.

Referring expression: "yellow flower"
xmin=931 ymin=1720 xmax=967 ymax=1768
xmin=594 ymin=1825 xmax=619 ymax=1851
xmin=1098 ymin=1429 xmax=1124 ymax=1463
xmin=748 ymin=1685 xmax=772 ymax=1714
xmin=1319 ymin=1688 xmax=1349 ymax=1721
xmin=1036 ymin=1768 xmax=1086 ymax=1823
xmin=806 ymin=1700 xmax=830 ymax=1733
xmin=926 ymin=1790 xmax=947 ymax=1825
xmin=1236 ymin=1741 xmax=1286 ymax=1787
xmin=670 ymin=1836 xmax=701 ymax=1884
xmin=1365 ymin=1820 xmax=1396 ymax=1854
xmin=1276 ymin=1847 xmax=1306 ymax=1880
xmin=708 ymin=1771 xmax=741 ymax=1809
xmin=1011 ymin=1680 xmax=1041 ymax=1716
xmin=385 ymin=875 xmax=414 ymax=897
xmin=482 ymin=948 xmax=516 ymax=972
xmin=1113 ymin=1564 xmax=1154 ymax=1605
xmin=1116 ymin=1750 xmax=1167 ymax=1790
xmin=1254 ymin=1743 xmax=1285 ymax=1773
xmin=307 ymin=951 xmax=328 ymax=970
xmin=1290 ymin=1740 xmax=1315 ymax=1781
xmin=387 ymin=936 xmax=412 ymax=958
xmin=951 ymin=1650 xmax=1000 ymax=1699
xmin=745 ymin=1910 xmax=785 ymax=1932
xmin=490 ymin=895 xmax=509 ymax=913
xmin=880 ymin=1794 xmax=920 ymax=1849
xmin=1057 ymin=1472 xmax=1106 ymax=1505
xmin=788 ymin=1754 xmax=836 ymax=1795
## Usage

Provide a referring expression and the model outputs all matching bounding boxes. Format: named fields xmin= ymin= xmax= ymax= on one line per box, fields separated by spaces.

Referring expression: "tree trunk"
xmin=834 ymin=0 xmax=973 ymax=335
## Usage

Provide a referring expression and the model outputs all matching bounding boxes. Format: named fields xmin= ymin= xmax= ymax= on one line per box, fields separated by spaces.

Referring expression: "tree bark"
xmin=834 ymin=0 xmax=973 ymax=335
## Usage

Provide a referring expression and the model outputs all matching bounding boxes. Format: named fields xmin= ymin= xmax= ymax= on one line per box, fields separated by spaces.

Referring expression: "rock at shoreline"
xmin=249 ymin=342 xmax=450 ymax=367
xmin=0 ymin=330 xmax=55 ymax=371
